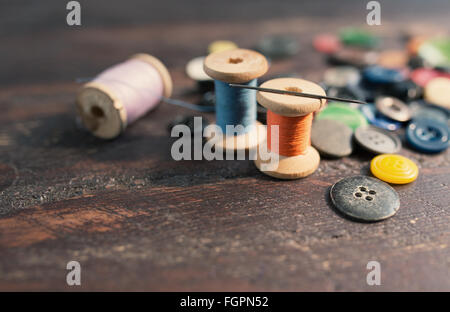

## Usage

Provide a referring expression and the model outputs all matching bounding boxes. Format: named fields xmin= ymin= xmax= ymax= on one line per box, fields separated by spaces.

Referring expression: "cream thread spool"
xmin=77 ymin=53 xmax=172 ymax=139
xmin=203 ymin=49 xmax=268 ymax=152
xmin=255 ymin=78 xmax=326 ymax=179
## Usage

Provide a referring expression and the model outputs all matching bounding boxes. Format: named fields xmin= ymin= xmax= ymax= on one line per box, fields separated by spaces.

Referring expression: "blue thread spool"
xmin=204 ymin=49 xmax=269 ymax=151
xmin=214 ymin=79 xmax=257 ymax=134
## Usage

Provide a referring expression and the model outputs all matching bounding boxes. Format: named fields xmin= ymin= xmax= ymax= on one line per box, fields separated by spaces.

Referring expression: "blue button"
xmin=363 ymin=66 xmax=405 ymax=85
xmin=406 ymin=118 xmax=449 ymax=153
xmin=360 ymin=103 xmax=402 ymax=131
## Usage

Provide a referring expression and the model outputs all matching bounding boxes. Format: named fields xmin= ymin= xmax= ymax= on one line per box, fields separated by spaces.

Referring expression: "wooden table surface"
xmin=0 ymin=0 xmax=449 ymax=291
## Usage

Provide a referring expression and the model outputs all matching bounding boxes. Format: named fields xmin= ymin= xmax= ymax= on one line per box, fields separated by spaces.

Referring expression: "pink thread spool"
xmin=77 ymin=53 xmax=172 ymax=139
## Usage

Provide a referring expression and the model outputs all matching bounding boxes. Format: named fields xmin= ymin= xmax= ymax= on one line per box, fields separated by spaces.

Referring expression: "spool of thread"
xmin=204 ymin=49 xmax=268 ymax=151
xmin=255 ymin=78 xmax=326 ymax=179
xmin=77 ymin=53 xmax=172 ymax=139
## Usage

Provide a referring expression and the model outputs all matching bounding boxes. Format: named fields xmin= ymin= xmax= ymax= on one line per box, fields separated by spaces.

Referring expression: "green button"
xmin=316 ymin=102 xmax=368 ymax=131
xmin=419 ymin=38 xmax=450 ymax=68
xmin=339 ymin=28 xmax=379 ymax=48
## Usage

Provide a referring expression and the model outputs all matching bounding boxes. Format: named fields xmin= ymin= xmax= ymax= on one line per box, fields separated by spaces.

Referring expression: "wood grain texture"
xmin=0 ymin=1 xmax=449 ymax=291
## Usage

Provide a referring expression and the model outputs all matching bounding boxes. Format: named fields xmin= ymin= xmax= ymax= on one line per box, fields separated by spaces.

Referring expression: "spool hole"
xmin=228 ymin=57 xmax=243 ymax=64
xmin=285 ymin=87 xmax=303 ymax=93
xmin=91 ymin=106 xmax=105 ymax=118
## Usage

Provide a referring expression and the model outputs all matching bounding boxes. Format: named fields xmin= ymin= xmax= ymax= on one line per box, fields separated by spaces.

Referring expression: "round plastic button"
xmin=313 ymin=33 xmax=341 ymax=54
xmin=359 ymin=104 xmax=402 ymax=131
xmin=370 ymin=154 xmax=419 ymax=184
xmin=424 ymin=77 xmax=450 ymax=109
xmin=363 ymin=66 xmax=405 ymax=85
xmin=355 ymin=126 xmax=401 ymax=154
xmin=316 ymin=102 xmax=368 ymax=130
xmin=311 ymin=119 xmax=353 ymax=158
xmin=323 ymin=66 xmax=361 ymax=88
xmin=339 ymin=28 xmax=379 ymax=48
xmin=375 ymin=96 xmax=411 ymax=122
xmin=330 ymin=175 xmax=400 ymax=222
xmin=406 ymin=118 xmax=449 ymax=153
xmin=419 ymin=38 xmax=450 ymax=68
xmin=208 ymin=40 xmax=238 ymax=54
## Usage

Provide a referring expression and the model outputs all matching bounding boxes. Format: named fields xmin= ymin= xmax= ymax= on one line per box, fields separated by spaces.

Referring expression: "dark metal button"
xmin=354 ymin=125 xmax=401 ymax=154
xmin=311 ymin=119 xmax=353 ymax=158
xmin=375 ymin=96 xmax=411 ymax=122
xmin=330 ymin=175 xmax=400 ymax=222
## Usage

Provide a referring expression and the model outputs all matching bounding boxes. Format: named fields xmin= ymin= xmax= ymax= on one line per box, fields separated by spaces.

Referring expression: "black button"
xmin=330 ymin=175 xmax=400 ymax=222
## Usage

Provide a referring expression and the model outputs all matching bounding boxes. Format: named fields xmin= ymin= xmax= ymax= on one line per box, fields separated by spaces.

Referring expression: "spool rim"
xmin=131 ymin=53 xmax=173 ymax=98
xmin=257 ymin=78 xmax=326 ymax=116
xmin=254 ymin=144 xmax=320 ymax=179
xmin=207 ymin=121 xmax=266 ymax=152
xmin=204 ymin=48 xmax=268 ymax=83
xmin=76 ymin=82 xmax=126 ymax=139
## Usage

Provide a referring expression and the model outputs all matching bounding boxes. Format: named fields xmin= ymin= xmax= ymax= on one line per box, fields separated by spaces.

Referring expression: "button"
xmin=208 ymin=40 xmax=238 ymax=54
xmin=418 ymin=38 xmax=450 ymax=68
xmin=375 ymin=96 xmax=411 ymax=122
xmin=359 ymin=104 xmax=402 ymax=131
xmin=185 ymin=56 xmax=212 ymax=82
xmin=313 ymin=34 xmax=341 ymax=54
xmin=355 ymin=125 xmax=401 ymax=154
xmin=255 ymin=35 xmax=299 ymax=59
xmin=406 ymin=118 xmax=449 ymax=153
xmin=328 ymin=48 xmax=378 ymax=68
xmin=424 ymin=77 xmax=450 ymax=109
xmin=383 ymin=79 xmax=422 ymax=102
xmin=323 ymin=66 xmax=361 ymax=88
xmin=409 ymin=68 xmax=450 ymax=87
xmin=311 ymin=119 xmax=353 ymax=158
xmin=330 ymin=175 xmax=400 ymax=221
xmin=409 ymin=100 xmax=449 ymax=124
xmin=370 ymin=154 xmax=419 ymax=184
xmin=316 ymin=102 xmax=368 ymax=130
xmin=363 ymin=66 xmax=406 ymax=85
xmin=326 ymin=85 xmax=367 ymax=102
xmin=339 ymin=28 xmax=379 ymax=48
xmin=377 ymin=50 xmax=409 ymax=69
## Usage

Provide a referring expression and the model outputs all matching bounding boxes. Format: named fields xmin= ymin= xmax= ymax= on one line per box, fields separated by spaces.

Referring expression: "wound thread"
xmin=214 ymin=79 xmax=257 ymax=135
xmin=267 ymin=110 xmax=313 ymax=156
xmin=92 ymin=58 xmax=164 ymax=124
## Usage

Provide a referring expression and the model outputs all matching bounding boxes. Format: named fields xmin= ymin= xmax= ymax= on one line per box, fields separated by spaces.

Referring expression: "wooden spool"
xmin=76 ymin=53 xmax=172 ymax=139
xmin=255 ymin=78 xmax=326 ymax=179
xmin=204 ymin=48 xmax=268 ymax=151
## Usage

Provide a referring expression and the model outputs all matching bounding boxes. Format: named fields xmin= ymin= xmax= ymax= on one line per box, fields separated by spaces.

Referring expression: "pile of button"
xmin=179 ymin=34 xmax=449 ymax=223
xmin=313 ymin=28 xmax=449 ymax=222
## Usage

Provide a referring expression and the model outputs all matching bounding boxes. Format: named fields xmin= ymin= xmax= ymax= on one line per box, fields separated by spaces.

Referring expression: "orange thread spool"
xmin=267 ymin=111 xmax=313 ymax=156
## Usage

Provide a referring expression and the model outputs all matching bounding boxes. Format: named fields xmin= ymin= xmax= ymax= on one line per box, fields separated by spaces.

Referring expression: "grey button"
xmin=311 ymin=119 xmax=353 ymax=158
xmin=323 ymin=66 xmax=361 ymax=88
xmin=330 ymin=175 xmax=400 ymax=221
xmin=354 ymin=125 xmax=401 ymax=154
xmin=375 ymin=96 xmax=411 ymax=122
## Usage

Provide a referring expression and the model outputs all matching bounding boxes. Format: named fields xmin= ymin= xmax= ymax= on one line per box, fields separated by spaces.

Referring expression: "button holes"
xmin=355 ymin=192 xmax=363 ymax=197
xmin=369 ymin=190 xmax=376 ymax=195
xmin=365 ymin=196 xmax=373 ymax=201
xmin=359 ymin=186 xmax=367 ymax=192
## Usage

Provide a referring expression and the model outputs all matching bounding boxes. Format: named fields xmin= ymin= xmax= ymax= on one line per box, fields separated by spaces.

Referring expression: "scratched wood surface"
xmin=0 ymin=1 xmax=449 ymax=291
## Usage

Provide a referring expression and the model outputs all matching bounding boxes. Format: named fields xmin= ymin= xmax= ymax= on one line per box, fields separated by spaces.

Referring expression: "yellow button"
xmin=208 ymin=40 xmax=238 ymax=54
xmin=370 ymin=154 xmax=419 ymax=184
